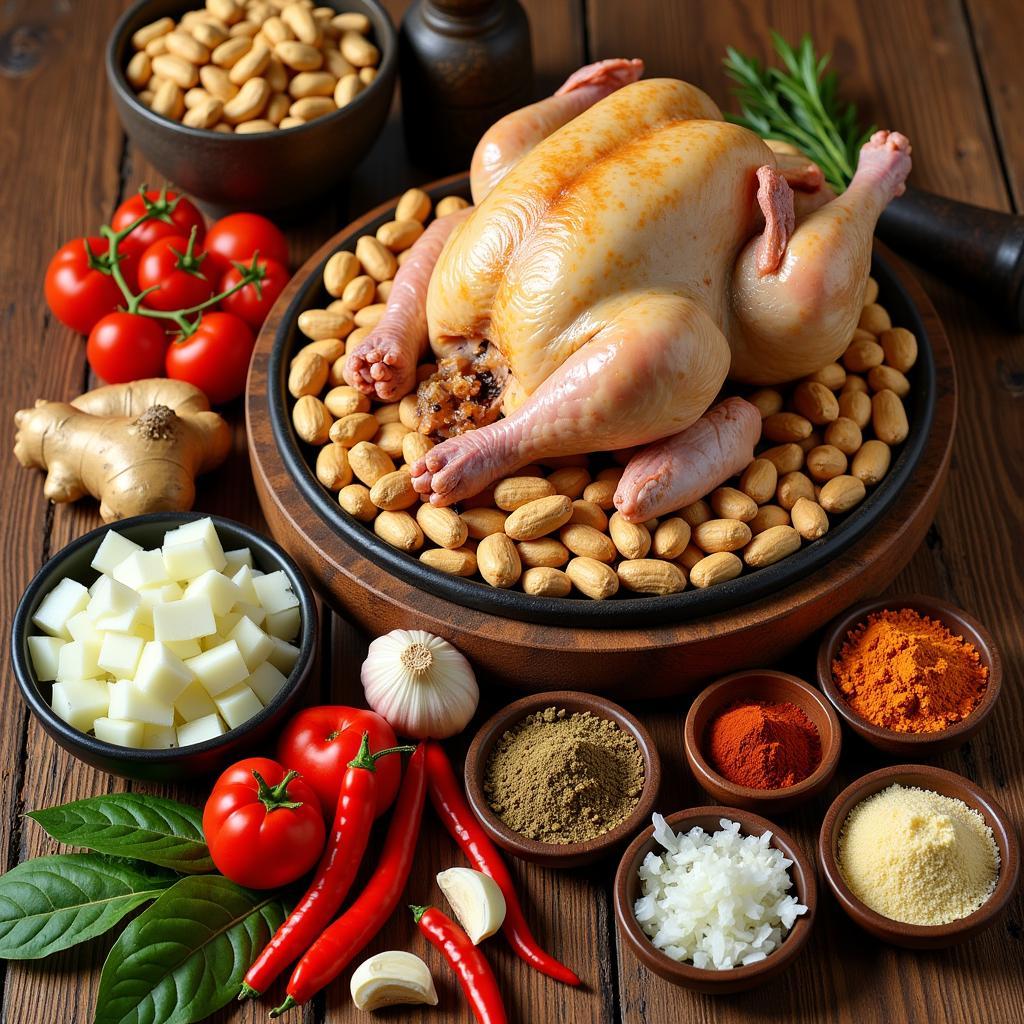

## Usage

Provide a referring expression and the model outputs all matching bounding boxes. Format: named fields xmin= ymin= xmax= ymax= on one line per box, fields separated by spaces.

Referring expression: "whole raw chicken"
xmin=345 ymin=60 xmax=912 ymax=522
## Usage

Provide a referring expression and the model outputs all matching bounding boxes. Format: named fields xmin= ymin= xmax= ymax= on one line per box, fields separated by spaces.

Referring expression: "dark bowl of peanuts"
xmin=268 ymin=175 xmax=939 ymax=627
xmin=106 ymin=0 xmax=396 ymax=213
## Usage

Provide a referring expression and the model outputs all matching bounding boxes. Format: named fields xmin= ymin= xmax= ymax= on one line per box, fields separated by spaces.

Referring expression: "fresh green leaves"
xmin=94 ymin=875 xmax=287 ymax=1024
xmin=0 ymin=854 xmax=177 ymax=960
xmin=28 ymin=794 xmax=214 ymax=874
xmin=723 ymin=32 xmax=875 ymax=192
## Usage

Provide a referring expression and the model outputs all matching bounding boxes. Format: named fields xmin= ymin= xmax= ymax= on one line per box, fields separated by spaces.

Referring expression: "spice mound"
xmin=838 ymin=783 xmax=999 ymax=926
xmin=483 ymin=707 xmax=644 ymax=845
xmin=634 ymin=815 xmax=807 ymax=970
xmin=832 ymin=608 xmax=988 ymax=733
xmin=707 ymin=699 xmax=821 ymax=790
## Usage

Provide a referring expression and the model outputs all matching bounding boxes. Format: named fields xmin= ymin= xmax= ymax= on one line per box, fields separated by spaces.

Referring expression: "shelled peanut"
xmin=289 ymin=190 xmax=915 ymax=599
xmin=127 ymin=0 xmax=381 ymax=133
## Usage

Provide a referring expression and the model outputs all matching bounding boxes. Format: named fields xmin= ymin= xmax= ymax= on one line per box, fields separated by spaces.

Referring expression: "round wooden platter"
xmin=246 ymin=179 xmax=957 ymax=699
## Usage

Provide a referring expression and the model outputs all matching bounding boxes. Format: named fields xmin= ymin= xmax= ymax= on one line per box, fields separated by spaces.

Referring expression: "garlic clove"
xmin=436 ymin=866 xmax=507 ymax=944
xmin=349 ymin=950 xmax=438 ymax=1011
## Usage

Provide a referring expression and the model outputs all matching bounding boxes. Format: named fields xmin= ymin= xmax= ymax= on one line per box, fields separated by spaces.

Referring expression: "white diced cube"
xmin=164 ymin=638 xmax=201 ymax=660
xmin=252 ymin=571 xmax=299 ymax=615
xmin=57 ymin=639 xmax=103 ymax=681
xmin=65 ymin=610 xmax=97 ymax=642
xmin=216 ymin=612 xmax=242 ymax=637
xmin=51 ymin=679 xmax=109 ymax=732
xmin=108 ymin=679 xmax=174 ymax=727
xmin=87 ymin=577 xmax=141 ymax=632
xmin=177 ymin=713 xmax=226 ymax=747
xmin=186 ymin=640 xmax=249 ymax=696
xmin=214 ymin=685 xmax=264 ymax=730
xmin=223 ymin=548 xmax=254 ymax=575
xmin=265 ymin=607 xmax=301 ymax=641
xmin=175 ymin=680 xmax=218 ymax=722
xmin=90 ymin=531 xmax=142 ymax=575
xmin=32 ymin=578 xmax=90 ymax=639
xmin=200 ymin=633 xmax=227 ymax=652
xmin=234 ymin=601 xmax=266 ymax=627
xmin=247 ymin=661 xmax=287 ymax=705
xmin=113 ymin=549 xmax=170 ymax=591
xmin=141 ymin=724 xmax=177 ymax=749
xmin=94 ymin=716 xmax=145 ymax=747
xmin=267 ymin=637 xmax=300 ymax=675
xmin=229 ymin=616 xmax=274 ymax=671
xmin=184 ymin=569 xmax=242 ymax=616
xmin=231 ymin=565 xmax=260 ymax=604
xmin=28 ymin=636 xmax=66 ymax=681
xmin=97 ymin=632 xmax=144 ymax=678
xmin=152 ymin=596 xmax=216 ymax=642
xmin=134 ymin=641 xmax=194 ymax=704
xmin=135 ymin=583 xmax=184 ymax=628
xmin=162 ymin=519 xmax=226 ymax=580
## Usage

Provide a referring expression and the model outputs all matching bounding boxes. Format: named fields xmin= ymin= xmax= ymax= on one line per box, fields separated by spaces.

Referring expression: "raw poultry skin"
xmin=345 ymin=65 xmax=912 ymax=522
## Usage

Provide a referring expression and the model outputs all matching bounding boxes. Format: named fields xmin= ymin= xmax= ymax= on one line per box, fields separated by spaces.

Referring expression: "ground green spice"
xmin=483 ymin=707 xmax=645 ymax=844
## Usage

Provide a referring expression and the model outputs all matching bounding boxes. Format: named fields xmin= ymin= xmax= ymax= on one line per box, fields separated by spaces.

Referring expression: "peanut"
xmin=329 ymin=412 xmax=378 ymax=448
xmin=521 ymin=566 xmax=572 ymax=597
xmin=132 ymin=17 xmax=175 ymax=49
xmin=692 ymin=519 xmax=752 ymax=554
xmin=274 ymin=39 xmax=322 ymax=71
xmin=677 ymin=544 xmax=706 ymax=571
xmin=222 ymin=75 xmax=270 ymax=122
xmin=152 ymin=52 xmax=199 ymax=88
xmin=824 ymin=417 xmax=862 ymax=455
xmin=872 ymin=389 xmax=909 ymax=444
xmin=290 ymin=96 xmax=335 ymax=120
xmin=790 ymin=497 xmax=829 ymax=540
xmin=288 ymin=349 xmax=328 ymax=397
xmin=776 ymin=471 xmax=815 ymax=511
xmin=183 ymin=95 xmax=224 ymax=128
xmin=851 ymin=439 xmax=891 ymax=485
xmin=743 ymin=525 xmax=801 ymax=567
xmin=559 ymin=523 xmax=617 ymax=563
xmin=396 ymin=188 xmax=432 ymax=223
xmin=652 ymin=518 xmax=691 ymax=560
xmin=843 ymin=337 xmax=885 ymax=373
xmin=689 ymin=551 xmax=743 ymax=589
xmin=859 ymin=303 xmax=892 ymax=335
xmin=288 ymin=69 xmax=335 ymax=98
xmin=569 ymin=499 xmax=608 ymax=532
xmin=338 ymin=483 xmax=376 ymax=521
xmin=804 ymin=363 xmax=846 ymax=390
xmin=341 ymin=274 xmax=376 ymax=311
xmin=315 ymin=443 xmax=351 ymax=489
xmin=340 ymin=30 xmax=378 ymax=67
xmin=292 ymin=394 xmax=332 ymax=445
xmin=749 ymin=505 xmax=790 ymax=535
xmin=477 ymin=533 xmax=521 ymax=588
xmin=416 ymin=505 xmax=468 ymax=549
xmin=354 ymin=302 xmax=387 ymax=328
xmin=879 ymin=327 xmax=918 ymax=372
xmin=679 ymin=499 xmax=713 ymax=527
xmin=805 ymin=444 xmax=848 ymax=482
xmin=369 ymin=470 xmax=417 ymax=511
xmin=377 ymin=219 xmax=425 ymax=253
xmin=334 ymin=72 xmax=363 ymax=106
xmin=461 ymin=508 xmax=508 ymax=540
xmin=739 ymin=459 xmax=778 ymax=505
xmin=581 ymin=479 xmax=616 ymax=509
xmin=332 ymin=11 xmax=372 ymax=33
xmin=709 ymin=486 xmax=758 ymax=523
xmin=323 ymin=385 xmax=369 ymax=418
xmin=516 ymin=538 xmax=570 ymax=569
xmin=792 ymin=381 xmax=839 ymax=424
xmin=374 ymin=510 xmax=423 ymax=552
xmin=199 ymin=64 xmax=238 ymax=100
xmin=617 ymin=559 xmax=686 ymax=595
xmin=347 ymin=440 xmax=393 ymax=483
xmin=281 ymin=2 xmax=320 ymax=44
xmin=323 ymin=251 xmax=360 ymax=297
xmin=759 ymin=444 xmax=804 ymax=474
xmin=819 ymin=474 xmax=866 ymax=513
xmin=504 ymin=494 xmax=573 ymax=541
xmin=151 ymin=79 xmax=185 ymax=118
xmin=436 ymin=195 xmax=469 ymax=217
xmin=837 ymin=389 xmax=872 ymax=429
xmin=356 ymin=236 xmax=397 ymax=282
xmin=127 ymin=51 xmax=152 ymax=89
xmin=763 ymin=412 xmax=813 ymax=443
xmin=192 ymin=20 xmax=230 ymax=49
xmin=212 ymin=35 xmax=252 ymax=68
xmin=402 ymin=432 xmax=433 ymax=465
xmin=420 ymin=547 xmax=478 ymax=577
xmin=842 ymin=374 xmax=869 ymax=394
xmin=494 ymin=476 xmax=555 ymax=511
xmin=747 ymin=387 xmax=783 ymax=417
xmin=867 ymin=364 xmax=910 ymax=398
xmin=606 ymin=512 xmax=649 ymax=559
xmin=565 ymin=556 xmax=618 ymax=600
xmin=298 ymin=307 xmax=354 ymax=340
xmin=863 ymin=276 xmax=879 ymax=305
xmin=208 ymin=0 xmax=243 ymax=25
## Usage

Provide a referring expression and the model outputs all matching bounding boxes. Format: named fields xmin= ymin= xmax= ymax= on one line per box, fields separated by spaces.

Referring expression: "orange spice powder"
xmin=831 ymin=608 xmax=988 ymax=733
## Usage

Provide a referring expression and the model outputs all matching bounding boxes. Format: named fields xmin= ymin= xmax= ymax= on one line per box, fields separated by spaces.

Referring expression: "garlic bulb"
xmin=361 ymin=629 xmax=479 ymax=739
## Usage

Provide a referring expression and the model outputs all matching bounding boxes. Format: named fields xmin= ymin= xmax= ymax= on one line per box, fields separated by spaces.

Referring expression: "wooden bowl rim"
xmin=816 ymin=593 xmax=1002 ymax=749
xmin=817 ymin=764 xmax=1020 ymax=941
xmin=683 ymin=669 xmax=842 ymax=804
xmin=613 ymin=805 xmax=816 ymax=985
xmin=463 ymin=690 xmax=662 ymax=862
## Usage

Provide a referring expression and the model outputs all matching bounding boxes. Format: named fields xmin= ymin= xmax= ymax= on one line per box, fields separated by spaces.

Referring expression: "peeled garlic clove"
xmin=350 ymin=950 xmax=438 ymax=1011
xmin=436 ymin=866 xmax=507 ymax=944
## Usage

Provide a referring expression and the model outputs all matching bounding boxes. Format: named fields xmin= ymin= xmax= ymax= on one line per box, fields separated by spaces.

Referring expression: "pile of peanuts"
xmin=126 ymin=0 xmax=380 ymax=133
xmin=288 ymin=187 xmax=916 ymax=600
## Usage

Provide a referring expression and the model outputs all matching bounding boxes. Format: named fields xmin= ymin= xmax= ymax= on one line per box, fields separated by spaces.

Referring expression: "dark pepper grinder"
xmin=399 ymin=0 xmax=534 ymax=175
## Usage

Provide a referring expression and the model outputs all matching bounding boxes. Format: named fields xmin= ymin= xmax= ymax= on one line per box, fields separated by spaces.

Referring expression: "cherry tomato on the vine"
xmin=217 ymin=256 xmax=289 ymax=330
xmin=44 ymin=236 xmax=136 ymax=334
xmin=203 ymin=213 xmax=289 ymax=277
xmin=86 ymin=312 xmax=169 ymax=384
xmin=137 ymin=235 xmax=214 ymax=312
xmin=165 ymin=310 xmax=255 ymax=405
xmin=203 ymin=757 xmax=326 ymax=890
xmin=112 ymin=190 xmax=205 ymax=258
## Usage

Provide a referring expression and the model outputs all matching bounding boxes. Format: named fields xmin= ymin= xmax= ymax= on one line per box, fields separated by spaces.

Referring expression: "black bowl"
xmin=12 ymin=512 xmax=317 ymax=781
xmin=105 ymin=0 xmax=397 ymax=214
xmin=267 ymin=176 xmax=938 ymax=628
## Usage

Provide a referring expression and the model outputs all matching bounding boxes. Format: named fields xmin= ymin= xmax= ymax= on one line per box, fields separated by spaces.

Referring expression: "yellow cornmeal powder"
xmin=838 ymin=784 xmax=999 ymax=926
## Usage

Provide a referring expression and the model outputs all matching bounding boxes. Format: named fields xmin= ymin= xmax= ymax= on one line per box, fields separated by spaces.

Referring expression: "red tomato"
xmin=86 ymin=312 xmax=169 ymax=384
xmin=44 ymin=236 xmax=135 ymax=334
xmin=112 ymin=190 xmax=205 ymax=257
xmin=203 ymin=756 xmax=326 ymax=889
xmin=203 ymin=213 xmax=289 ymax=277
xmin=165 ymin=311 xmax=255 ymax=405
xmin=217 ymin=257 xmax=290 ymax=330
xmin=137 ymin=235 xmax=214 ymax=312
xmin=277 ymin=707 xmax=400 ymax=818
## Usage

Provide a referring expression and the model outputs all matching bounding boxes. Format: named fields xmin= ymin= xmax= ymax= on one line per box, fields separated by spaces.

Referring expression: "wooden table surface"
xmin=1 ymin=1 xmax=1022 ymax=1022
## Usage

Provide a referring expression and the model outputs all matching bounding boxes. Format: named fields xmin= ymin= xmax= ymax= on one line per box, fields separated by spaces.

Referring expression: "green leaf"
xmin=94 ymin=876 xmax=287 ymax=1024
xmin=28 ymin=794 xmax=214 ymax=874
xmin=0 ymin=854 xmax=177 ymax=960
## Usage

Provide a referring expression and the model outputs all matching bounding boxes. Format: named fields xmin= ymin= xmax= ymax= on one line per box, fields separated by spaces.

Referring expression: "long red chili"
xmin=240 ymin=733 xmax=414 ymax=999
xmin=424 ymin=740 xmax=581 ymax=987
xmin=270 ymin=743 xmax=428 ymax=1016
xmin=412 ymin=905 xmax=507 ymax=1024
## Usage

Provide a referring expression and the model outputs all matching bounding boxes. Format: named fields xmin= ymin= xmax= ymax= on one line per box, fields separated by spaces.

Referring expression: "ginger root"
xmin=14 ymin=379 xmax=232 ymax=522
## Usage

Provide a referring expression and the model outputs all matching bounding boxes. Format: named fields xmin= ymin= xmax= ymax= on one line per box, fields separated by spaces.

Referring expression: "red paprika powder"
xmin=706 ymin=699 xmax=821 ymax=790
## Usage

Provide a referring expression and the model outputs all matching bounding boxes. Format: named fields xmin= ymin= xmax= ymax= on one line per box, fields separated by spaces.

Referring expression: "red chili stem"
xmin=241 ymin=733 xmax=410 ymax=1000
xmin=273 ymin=743 xmax=428 ymax=1013
xmin=424 ymin=740 xmax=581 ymax=987
xmin=411 ymin=905 xmax=507 ymax=1024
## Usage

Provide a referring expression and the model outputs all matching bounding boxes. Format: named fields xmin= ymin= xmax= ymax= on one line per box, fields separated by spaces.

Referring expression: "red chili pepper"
xmin=270 ymin=743 xmax=428 ymax=1016
xmin=411 ymin=905 xmax=507 ymax=1024
xmin=240 ymin=732 xmax=414 ymax=1000
xmin=424 ymin=740 xmax=581 ymax=987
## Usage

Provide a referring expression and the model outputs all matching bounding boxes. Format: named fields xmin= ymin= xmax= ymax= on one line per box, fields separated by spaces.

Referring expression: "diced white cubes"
xmin=267 ymin=637 xmax=300 ymax=675
xmin=108 ymin=679 xmax=174 ymax=727
xmin=57 ymin=640 xmax=103 ymax=681
xmin=214 ymin=685 xmax=264 ymax=730
xmin=94 ymin=717 xmax=145 ymax=747
xmin=186 ymin=640 xmax=249 ymax=696
xmin=32 ymin=578 xmax=89 ymax=639
xmin=141 ymin=724 xmax=177 ymax=750
xmin=90 ymin=531 xmax=143 ymax=575
xmin=184 ymin=569 xmax=241 ymax=616
xmin=247 ymin=661 xmax=287 ymax=705
xmin=177 ymin=713 xmax=227 ymax=747
xmin=87 ymin=577 xmax=141 ymax=632
xmin=51 ymin=679 xmax=109 ymax=732
xmin=223 ymin=547 xmax=253 ymax=575
xmin=152 ymin=596 xmax=216 ymax=643
xmin=162 ymin=518 xmax=226 ymax=580
xmin=28 ymin=636 xmax=65 ymax=682
xmin=134 ymin=641 xmax=194 ymax=704
xmin=113 ymin=549 xmax=170 ymax=591
xmin=175 ymin=680 xmax=218 ymax=722
xmin=97 ymin=633 xmax=144 ymax=679
xmin=266 ymin=607 xmax=301 ymax=641
xmin=231 ymin=565 xmax=260 ymax=604
xmin=252 ymin=571 xmax=299 ymax=616
xmin=229 ymin=616 xmax=274 ymax=671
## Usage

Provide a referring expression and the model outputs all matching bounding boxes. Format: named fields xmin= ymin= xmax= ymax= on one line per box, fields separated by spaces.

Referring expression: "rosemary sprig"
xmin=723 ymin=32 xmax=875 ymax=192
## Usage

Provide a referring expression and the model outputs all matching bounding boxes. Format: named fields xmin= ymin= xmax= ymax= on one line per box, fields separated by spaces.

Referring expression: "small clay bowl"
xmin=817 ymin=594 xmax=1002 ymax=756
xmin=819 ymin=764 xmax=1020 ymax=948
xmin=614 ymin=806 xmax=816 ymax=994
xmin=683 ymin=670 xmax=842 ymax=813
xmin=464 ymin=690 xmax=661 ymax=869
